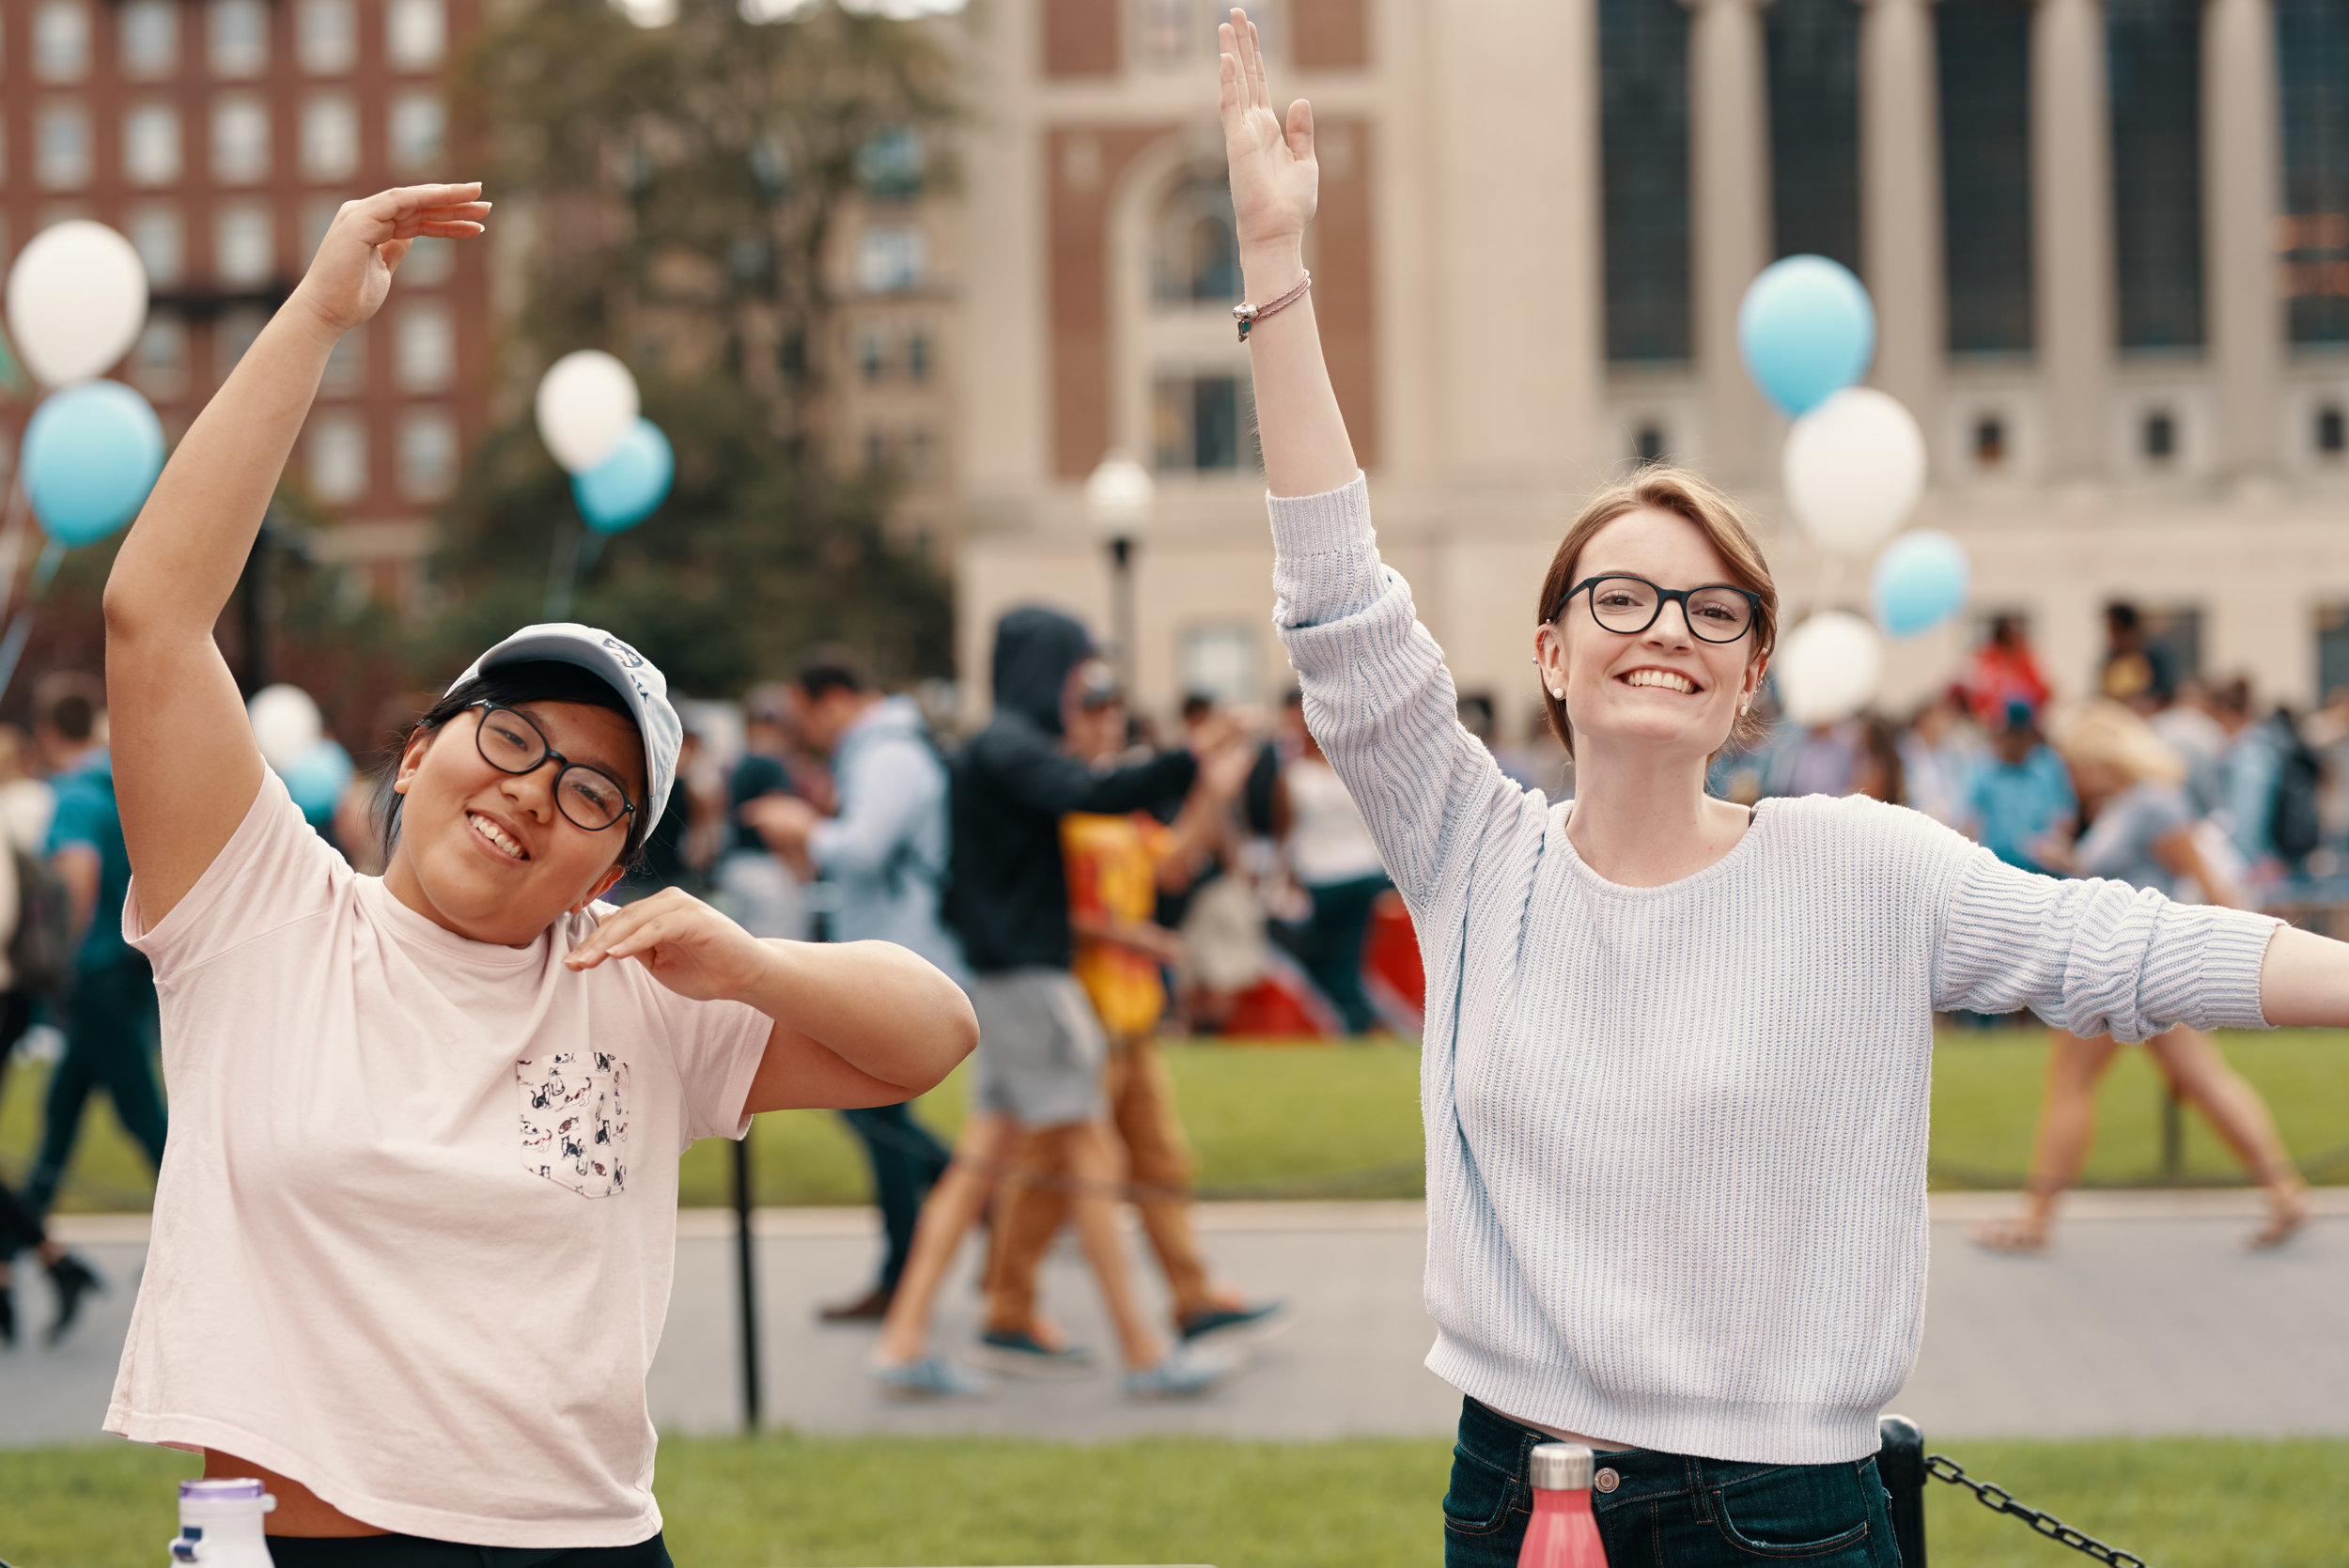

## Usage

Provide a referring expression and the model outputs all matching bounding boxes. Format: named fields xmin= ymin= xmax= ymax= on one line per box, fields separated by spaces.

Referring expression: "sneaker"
xmin=972 ymin=1327 xmax=1095 ymax=1380
xmin=817 ymin=1284 xmax=894 ymax=1324
xmin=869 ymin=1355 xmax=989 ymax=1400
xmin=1179 ymin=1299 xmax=1291 ymax=1346
xmin=1123 ymin=1343 xmax=1237 ymax=1400
xmin=44 ymin=1252 xmax=104 ymax=1348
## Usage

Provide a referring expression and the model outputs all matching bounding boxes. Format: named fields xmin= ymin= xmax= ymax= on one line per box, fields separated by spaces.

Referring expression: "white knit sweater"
xmin=1268 ymin=474 xmax=2280 ymax=1466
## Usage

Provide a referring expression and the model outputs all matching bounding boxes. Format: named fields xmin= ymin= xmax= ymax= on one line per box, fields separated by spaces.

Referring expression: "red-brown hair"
xmin=1536 ymin=465 xmax=1779 ymax=757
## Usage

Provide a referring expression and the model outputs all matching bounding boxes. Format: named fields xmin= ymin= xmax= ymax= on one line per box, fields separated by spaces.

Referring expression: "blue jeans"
xmin=24 ymin=959 xmax=166 ymax=1216
xmin=1443 ymin=1399 xmax=1903 ymax=1567
xmin=1300 ymin=873 xmax=1390 ymax=1035
xmin=840 ymin=1102 xmax=951 ymax=1289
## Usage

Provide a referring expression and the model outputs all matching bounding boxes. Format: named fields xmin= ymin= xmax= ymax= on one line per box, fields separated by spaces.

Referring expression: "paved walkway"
xmin=7 ymin=1193 xmax=2344 ymax=1447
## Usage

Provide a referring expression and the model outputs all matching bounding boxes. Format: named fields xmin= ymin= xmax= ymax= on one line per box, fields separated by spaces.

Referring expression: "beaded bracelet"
xmin=1233 ymin=271 xmax=1312 ymax=341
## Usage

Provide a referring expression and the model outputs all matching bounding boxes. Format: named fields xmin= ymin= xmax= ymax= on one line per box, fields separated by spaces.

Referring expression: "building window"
xmin=1600 ymin=0 xmax=1692 ymax=361
xmin=1938 ymin=0 xmax=2033 ymax=353
xmin=310 ymin=412 xmax=369 ymax=503
xmin=2108 ymin=0 xmax=2204 ymax=349
xmin=855 ymin=225 xmax=926 ymax=293
xmin=212 ymin=96 xmax=272 ymax=185
xmin=210 ymin=0 xmax=272 ymax=77
xmin=121 ymin=0 xmax=180 ymax=79
xmin=2279 ymin=0 xmax=2349 ymax=343
xmin=2138 ymin=605 xmax=2201 ymax=682
xmin=856 ymin=126 xmax=923 ymax=200
xmin=1181 ymin=623 xmax=1259 ymax=706
xmin=1153 ymin=374 xmax=1256 ymax=472
xmin=1766 ymin=0 xmax=1861 ymax=273
xmin=1631 ymin=425 xmax=1667 ymax=465
xmin=218 ymin=305 xmax=270 ymax=374
xmin=129 ymin=206 xmax=185 ymax=285
xmin=2141 ymin=409 xmax=2177 ymax=461
xmin=386 ymin=0 xmax=447 ymax=70
xmin=1151 ymin=176 xmax=1242 ymax=305
xmin=389 ymin=93 xmax=445 ymax=172
xmin=398 ymin=236 xmax=455 ymax=286
xmin=215 ymin=204 xmax=274 ymax=287
xmin=35 ymin=2 xmax=92 ymax=82
xmin=1135 ymin=0 xmax=1270 ymax=67
xmin=2318 ymin=605 xmax=2349 ymax=704
xmin=36 ymin=103 xmax=93 ymax=190
xmin=1974 ymin=414 xmax=2008 ymax=469
xmin=906 ymin=426 xmax=934 ymax=480
xmin=908 ymin=330 xmax=931 ymax=380
xmin=398 ymin=410 xmax=459 ymax=500
xmin=131 ymin=315 xmax=190 ymax=400
xmin=124 ymin=104 xmax=183 ymax=187
xmin=863 ymin=428 xmax=887 ymax=475
xmin=857 ymin=329 xmax=885 ymax=381
xmin=320 ymin=328 xmax=367 ymax=396
xmin=2320 ymin=404 xmax=2346 ymax=455
xmin=303 ymin=94 xmax=360 ymax=180
xmin=395 ymin=303 xmax=454 ymax=391
xmin=299 ymin=0 xmax=358 ymax=74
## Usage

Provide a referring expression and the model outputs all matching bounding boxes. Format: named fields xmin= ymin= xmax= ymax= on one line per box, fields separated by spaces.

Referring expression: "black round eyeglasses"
xmin=472 ymin=703 xmax=638 ymax=833
xmin=1549 ymin=575 xmax=1761 ymax=644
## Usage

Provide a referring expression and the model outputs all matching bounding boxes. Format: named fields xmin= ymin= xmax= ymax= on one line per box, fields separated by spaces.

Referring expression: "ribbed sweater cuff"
xmin=2144 ymin=905 xmax=2280 ymax=1031
xmin=1267 ymin=472 xmax=1377 ymax=628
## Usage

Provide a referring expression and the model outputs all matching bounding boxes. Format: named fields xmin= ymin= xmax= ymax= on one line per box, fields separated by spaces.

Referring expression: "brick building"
xmin=0 ymin=0 xmax=487 ymax=605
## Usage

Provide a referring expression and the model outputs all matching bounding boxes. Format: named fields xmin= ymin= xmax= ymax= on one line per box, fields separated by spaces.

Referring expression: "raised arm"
xmin=104 ymin=185 xmax=489 ymax=925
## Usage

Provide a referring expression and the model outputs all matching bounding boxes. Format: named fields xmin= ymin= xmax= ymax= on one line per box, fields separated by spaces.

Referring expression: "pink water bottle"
xmin=1518 ymin=1442 xmax=1609 ymax=1567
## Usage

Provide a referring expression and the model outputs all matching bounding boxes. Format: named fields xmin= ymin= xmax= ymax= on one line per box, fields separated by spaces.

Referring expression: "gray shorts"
xmin=969 ymin=969 xmax=1108 ymax=1129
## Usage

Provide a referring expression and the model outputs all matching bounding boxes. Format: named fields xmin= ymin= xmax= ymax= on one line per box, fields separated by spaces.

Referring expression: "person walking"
xmin=976 ymin=679 xmax=1281 ymax=1371
xmin=1215 ymin=16 xmax=2349 ymax=1561
xmin=93 ymin=181 xmax=975 ymax=1560
xmin=20 ymin=672 xmax=169 ymax=1217
xmin=744 ymin=647 xmax=961 ymax=1323
xmin=867 ymin=610 xmax=1231 ymax=1399
xmin=1280 ymin=703 xmax=1392 ymax=1035
xmin=1971 ymin=703 xmax=2311 ymax=1252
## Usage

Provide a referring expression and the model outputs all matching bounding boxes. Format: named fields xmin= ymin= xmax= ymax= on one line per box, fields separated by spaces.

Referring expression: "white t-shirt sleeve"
xmin=637 ymin=970 xmax=771 ymax=1143
xmin=127 ymin=771 xmax=347 ymax=978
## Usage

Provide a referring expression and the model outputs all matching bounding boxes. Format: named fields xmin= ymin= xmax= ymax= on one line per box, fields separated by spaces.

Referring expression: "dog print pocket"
xmin=518 ymin=1050 xmax=630 ymax=1198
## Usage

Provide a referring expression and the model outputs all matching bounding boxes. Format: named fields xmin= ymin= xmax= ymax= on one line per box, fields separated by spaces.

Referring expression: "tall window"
xmin=2108 ymin=0 xmax=2203 ymax=349
xmin=125 ymin=103 xmax=183 ymax=187
xmin=213 ymin=96 xmax=272 ymax=185
xmin=1599 ymin=0 xmax=1691 ymax=362
xmin=303 ymin=94 xmax=360 ymax=180
xmin=215 ymin=204 xmax=274 ymax=287
xmin=1153 ymin=375 xmax=1256 ymax=473
xmin=35 ymin=3 xmax=91 ymax=82
xmin=386 ymin=0 xmax=447 ymax=70
xmin=300 ymin=0 xmax=359 ymax=74
xmin=1152 ymin=176 xmax=1242 ymax=305
xmin=389 ymin=93 xmax=445 ymax=173
xmin=130 ymin=206 xmax=185 ymax=285
xmin=37 ymin=103 xmax=93 ymax=189
xmin=2278 ymin=0 xmax=2349 ymax=344
xmin=1766 ymin=0 xmax=1861 ymax=272
xmin=210 ymin=0 xmax=271 ymax=78
xmin=1938 ymin=0 xmax=2034 ymax=353
xmin=121 ymin=0 xmax=180 ymax=78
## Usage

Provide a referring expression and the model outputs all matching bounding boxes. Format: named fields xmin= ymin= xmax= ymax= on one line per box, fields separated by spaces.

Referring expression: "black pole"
xmin=732 ymin=1126 xmax=762 ymax=1433
xmin=1876 ymin=1414 xmax=1927 ymax=1568
xmin=2160 ymin=1088 xmax=2185 ymax=1181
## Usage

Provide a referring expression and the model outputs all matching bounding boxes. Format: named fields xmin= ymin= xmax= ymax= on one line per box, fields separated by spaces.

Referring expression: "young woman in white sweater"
xmin=1219 ymin=14 xmax=2349 ymax=1564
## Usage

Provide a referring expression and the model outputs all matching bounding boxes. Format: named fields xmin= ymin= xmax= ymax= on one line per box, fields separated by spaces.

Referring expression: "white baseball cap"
xmin=445 ymin=623 xmax=682 ymax=829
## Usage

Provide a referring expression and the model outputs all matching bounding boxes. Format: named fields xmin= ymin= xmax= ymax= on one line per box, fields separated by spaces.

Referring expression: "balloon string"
xmin=31 ymin=538 xmax=64 ymax=597
xmin=0 ymin=609 xmax=36 ymax=706
xmin=0 ymin=478 xmax=28 ymax=617
xmin=0 ymin=540 xmax=69 ymax=706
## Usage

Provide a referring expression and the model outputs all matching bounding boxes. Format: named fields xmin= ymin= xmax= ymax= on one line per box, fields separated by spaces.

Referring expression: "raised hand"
xmin=1219 ymin=9 xmax=1315 ymax=261
xmin=290 ymin=183 xmax=490 ymax=340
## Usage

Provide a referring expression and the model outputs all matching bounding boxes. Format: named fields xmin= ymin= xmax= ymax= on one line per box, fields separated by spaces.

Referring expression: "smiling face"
xmin=1533 ymin=506 xmax=1767 ymax=768
xmin=382 ymin=701 xmax=649 ymax=947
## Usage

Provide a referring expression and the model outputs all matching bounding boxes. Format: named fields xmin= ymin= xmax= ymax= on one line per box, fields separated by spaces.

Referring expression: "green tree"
xmin=439 ymin=0 xmax=961 ymax=692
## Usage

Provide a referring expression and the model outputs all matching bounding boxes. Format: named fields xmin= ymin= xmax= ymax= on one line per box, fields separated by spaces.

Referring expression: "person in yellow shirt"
xmin=975 ymin=682 xmax=1286 ymax=1372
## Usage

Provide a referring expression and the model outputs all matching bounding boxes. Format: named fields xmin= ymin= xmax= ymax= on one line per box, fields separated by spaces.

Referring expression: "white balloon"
xmin=1782 ymin=387 xmax=1926 ymax=555
xmin=249 ymin=684 xmax=325 ymax=773
xmin=4 ymin=221 xmax=149 ymax=386
xmin=1774 ymin=611 xmax=1883 ymax=727
xmin=535 ymin=350 xmax=641 ymax=474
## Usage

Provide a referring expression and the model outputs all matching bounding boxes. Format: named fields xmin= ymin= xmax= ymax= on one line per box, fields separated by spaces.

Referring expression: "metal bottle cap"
xmin=1529 ymin=1442 xmax=1595 ymax=1491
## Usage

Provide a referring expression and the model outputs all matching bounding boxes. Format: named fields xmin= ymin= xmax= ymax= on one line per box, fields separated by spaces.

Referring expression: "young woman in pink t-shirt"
xmin=97 ymin=184 xmax=979 ymax=1563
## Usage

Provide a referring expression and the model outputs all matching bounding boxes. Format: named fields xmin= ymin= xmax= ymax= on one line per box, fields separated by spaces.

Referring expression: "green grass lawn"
xmin=6 ymin=1030 xmax=2346 ymax=1213
xmin=4 ymin=1434 xmax=2343 ymax=1567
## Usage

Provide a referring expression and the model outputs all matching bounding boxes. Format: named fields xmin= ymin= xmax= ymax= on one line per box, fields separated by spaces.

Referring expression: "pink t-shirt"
xmin=104 ymin=773 xmax=770 ymax=1548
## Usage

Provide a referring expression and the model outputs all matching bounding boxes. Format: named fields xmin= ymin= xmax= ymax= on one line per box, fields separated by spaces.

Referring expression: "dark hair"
xmin=1180 ymin=691 xmax=1217 ymax=723
xmin=33 ymin=672 xmax=105 ymax=743
xmin=791 ymin=645 xmax=871 ymax=704
xmin=377 ymin=660 xmax=650 ymax=872
xmin=2106 ymin=601 xmax=2141 ymax=633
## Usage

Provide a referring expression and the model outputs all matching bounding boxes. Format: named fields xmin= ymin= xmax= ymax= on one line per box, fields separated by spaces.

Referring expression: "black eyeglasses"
xmin=473 ymin=704 xmax=638 ymax=832
xmin=1550 ymin=574 xmax=1761 ymax=644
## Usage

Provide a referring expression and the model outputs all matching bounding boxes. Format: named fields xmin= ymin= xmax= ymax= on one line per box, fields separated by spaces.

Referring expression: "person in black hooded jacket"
xmin=872 ymin=606 xmax=1234 ymax=1400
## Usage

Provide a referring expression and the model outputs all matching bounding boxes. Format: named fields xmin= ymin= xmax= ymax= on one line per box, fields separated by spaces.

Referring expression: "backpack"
xmin=8 ymin=845 xmax=74 ymax=997
xmin=2267 ymin=712 xmax=2325 ymax=863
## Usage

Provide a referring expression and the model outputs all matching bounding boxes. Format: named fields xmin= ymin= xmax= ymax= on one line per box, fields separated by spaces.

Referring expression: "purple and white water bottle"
xmin=168 ymin=1478 xmax=276 ymax=1566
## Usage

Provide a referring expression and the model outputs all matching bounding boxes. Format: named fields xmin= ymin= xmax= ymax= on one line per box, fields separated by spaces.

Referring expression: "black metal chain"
xmin=1924 ymin=1453 xmax=2148 ymax=1568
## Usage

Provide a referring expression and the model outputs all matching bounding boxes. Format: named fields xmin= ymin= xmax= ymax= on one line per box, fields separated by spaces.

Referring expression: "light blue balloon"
xmin=1873 ymin=529 xmax=1971 ymax=639
xmin=1737 ymin=256 xmax=1876 ymax=418
xmin=22 ymin=380 xmax=166 ymax=547
xmin=279 ymin=737 xmax=354 ymax=822
xmin=571 ymin=418 xmax=673 ymax=535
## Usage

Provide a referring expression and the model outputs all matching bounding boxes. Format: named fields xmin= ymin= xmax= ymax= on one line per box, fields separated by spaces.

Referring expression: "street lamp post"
xmin=1085 ymin=453 xmax=1155 ymax=694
